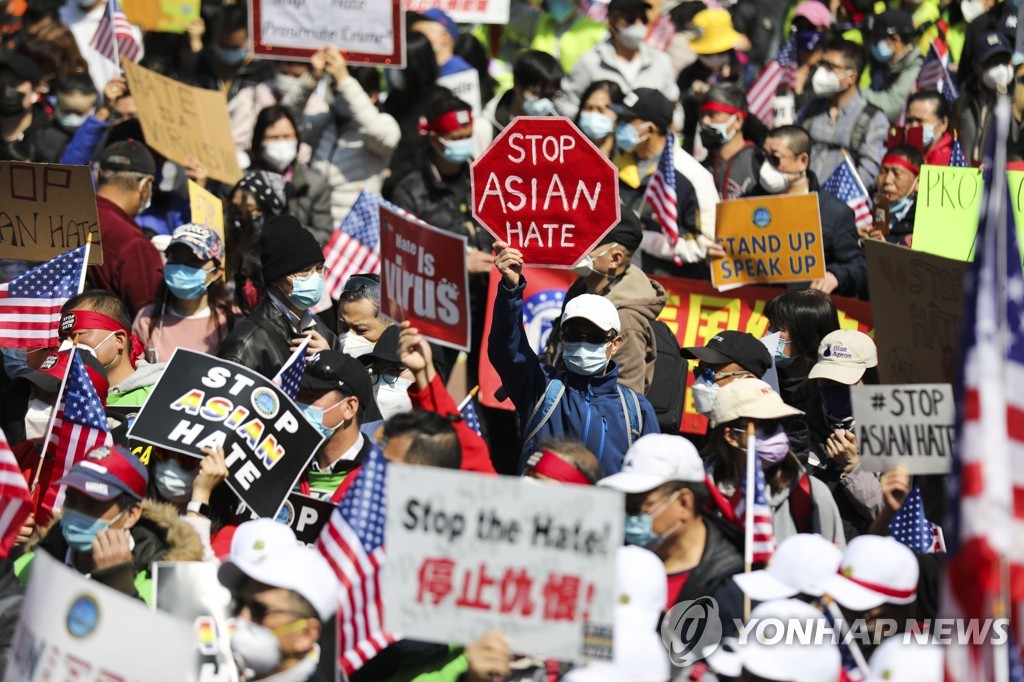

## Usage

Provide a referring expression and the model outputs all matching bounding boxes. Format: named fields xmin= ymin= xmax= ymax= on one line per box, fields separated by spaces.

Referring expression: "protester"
xmin=483 ymin=0 xmax=607 ymax=75
xmin=731 ymin=532 xmax=843 ymax=603
xmin=574 ymin=80 xmax=624 ymax=158
xmin=38 ymin=72 xmax=95 ymax=161
xmin=359 ymin=325 xmax=415 ymax=422
xmin=956 ymin=29 xmax=1012 ymax=164
xmin=682 ymin=331 xmax=772 ymax=417
xmin=523 ymin=438 xmax=600 ymax=484
xmin=481 ymin=49 xmax=563 ymax=141
xmin=790 ymin=1 xmax=832 ymax=106
xmin=865 ymin=636 xmax=944 ymax=682
xmin=336 ymin=274 xmax=389 ymax=359
xmin=381 ymin=411 xmax=461 ymax=468
xmin=60 ymin=0 xmax=142 ymax=94
xmin=862 ymin=10 xmax=924 ymax=123
xmin=872 ymin=145 xmax=922 ymax=246
xmin=906 ymin=89 xmax=955 ymax=166
xmin=699 ymin=83 xmax=759 ymax=199
xmin=225 ymin=170 xmax=287 ymax=310
xmin=490 ymin=241 xmax=659 ymax=475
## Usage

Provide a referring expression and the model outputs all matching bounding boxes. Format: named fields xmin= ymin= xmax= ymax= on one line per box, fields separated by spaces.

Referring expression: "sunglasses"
xmin=340 ymin=276 xmax=380 ymax=302
xmin=231 ymin=594 xmax=308 ymax=623
xmin=560 ymin=329 xmax=614 ymax=344
xmin=369 ymin=366 xmax=402 ymax=385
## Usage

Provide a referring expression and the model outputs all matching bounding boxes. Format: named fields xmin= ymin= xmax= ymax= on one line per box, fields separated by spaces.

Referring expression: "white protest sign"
xmin=405 ymin=0 xmax=511 ymax=23
xmin=5 ymin=552 xmax=198 ymax=682
xmin=437 ymin=68 xmax=482 ymax=115
xmin=384 ymin=467 xmax=622 ymax=663
xmin=851 ymin=383 xmax=954 ymax=475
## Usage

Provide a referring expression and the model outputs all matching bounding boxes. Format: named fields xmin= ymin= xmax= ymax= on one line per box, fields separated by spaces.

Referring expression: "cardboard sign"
xmin=851 ymin=384 xmax=954 ymax=475
xmin=121 ymin=0 xmax=198 ymax=32
xmin=153 ymin=562 xmax=239 ymax=682
xmin=188 ymin=179 xmax=225 ymax=236
xmin=127 ymin=349 xmax=324 ymax=518
xmin=710 ymin=194 xmax=825 ymax=287
xmin=404 ymin=0 xmax=510 ymax=23
xmin=6 ymin=552 xmax=198 ymax=682
xmin=384 ymin=466 xmax=622 ymax=663
xmin=124 ymin=62 xmax=242 ymax=185
xmin=379 ymin=205 xmax=471 ymax=352
xmin=274 ymin=492 xmax=334 ymax=546
xmin=471 ymin=117 xmax=621 ymax=268
xmin=0 ymin=162 xmax=103 ymax=265
xmin=865 ymin=240 xmax=967 ymax=385
xmin=911 ymin=164 xmax=983 ymax=261
xmin=250 ymin=0 xmax=404 ymax=66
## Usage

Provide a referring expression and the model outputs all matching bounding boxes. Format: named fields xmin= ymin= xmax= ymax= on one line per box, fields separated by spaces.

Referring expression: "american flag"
xmin=316 ymin=446 xmax=394 ymax=674
xmin=645 ymin=130 xmax=679 ymax=249
xmin=460 ymin=398 xmax=482 ymax=435
xmin=822 ymin=153 xmax=873 ymax=231
xmin=644 ymin=13 xmax=675 ymax=51
xmin=0 ymin=427 xmax=31 ymax=561
xmin=916 ymin=40 xmax=959 ymax=102
xmin=950 ymin=136 xmax=968 ymax=167
xmin=313 ymin=191 xmax=395 ymax=314
xmin=889 ymin=487 xmax=943 ymax=553
xmin=943 ymin=96 xmax=1024 ymax=682
xmin=824 ymin=601 xmax=869 ymax=681
xmin=273 ymin=337 xmax=309 ymax=400
xmin=747 ymin=37 xmax=797 ymax=127
xmin=740 ymin=443 xmax=775 ymax=564
xmin=44 ymin=350 xmax=113 ymax=513
xmin=0 ymin=245 xmax=87 ymax=349
xmin=89 ymin=0 xmax=141 ymax=65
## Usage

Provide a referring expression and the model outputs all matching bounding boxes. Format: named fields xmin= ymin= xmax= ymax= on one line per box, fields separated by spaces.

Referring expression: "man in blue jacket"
xmin=489 ymin=241 xmax=659 ymax=477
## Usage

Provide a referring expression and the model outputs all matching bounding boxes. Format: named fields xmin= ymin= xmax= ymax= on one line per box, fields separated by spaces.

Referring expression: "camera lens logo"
xmin=660 ymin=597 xmax=723 ymax=666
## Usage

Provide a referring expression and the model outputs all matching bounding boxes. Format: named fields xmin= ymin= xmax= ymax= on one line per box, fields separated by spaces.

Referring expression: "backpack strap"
xmin=788 ymin=471 xmax=816 ymax=534
xmin=524 ymin=379 xmax=566 ymax=448
xmin=616 ymin=385 xmax=643 ymax=448
xmin=849 ymin=103 xmax=882 ymax=164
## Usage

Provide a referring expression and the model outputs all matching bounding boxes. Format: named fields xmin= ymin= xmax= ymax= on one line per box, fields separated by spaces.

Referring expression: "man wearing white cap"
xmin=490 ymin=242 xmax=659 ymax=475
xmin=706 ymin=379 xmax=845 ymax=546
xmin=218 ymin=519 xmax=341 ymax=681
xmin=732 ymin=533 xmax=843 ymax=604
xmin=600 ymin=434 xmax=743 ymax=622
xmin=865 ymin=636 xmax=942 ymax=682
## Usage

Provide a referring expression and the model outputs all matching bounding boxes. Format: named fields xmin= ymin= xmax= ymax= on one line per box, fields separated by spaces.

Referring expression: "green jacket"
xmin=475 ymin=10 xmax=607 ymax=76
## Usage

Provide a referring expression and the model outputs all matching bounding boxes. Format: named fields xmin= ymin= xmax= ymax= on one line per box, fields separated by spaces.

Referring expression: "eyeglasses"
xmin=369 ymin=366 xmax=401 ymax=385
xmin=292 ymin=264 xmax=329 ymax=278
xmin=231 ymin=595 xmax=309 ymax=623
xmin=729 ymin=421 xmax=784 ymax=437
xmin=560 ymin=328 xmax=614 ymax=344
xmin=340 ymin=275 xmax=381 ymax=302
xmin=692 ymin=366 xmax=752 ymax=384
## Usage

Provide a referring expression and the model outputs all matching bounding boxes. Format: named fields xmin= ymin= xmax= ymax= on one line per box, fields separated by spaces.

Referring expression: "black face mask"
xmin=699 ymin=126 xmax=727 ymax=149
xmin=0 ymin=86 xmax=26 ymax=118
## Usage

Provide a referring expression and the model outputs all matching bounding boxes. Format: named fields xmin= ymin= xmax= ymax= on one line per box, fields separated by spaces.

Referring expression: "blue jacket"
xmin=488 ymin=277 xmax=659 ymax=476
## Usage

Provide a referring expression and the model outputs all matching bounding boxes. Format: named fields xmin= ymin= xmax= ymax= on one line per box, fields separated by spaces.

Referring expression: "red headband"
xmin=530 ymin=451 xmax=592 ymax=485
xmin=420 ymin=109 xmax=473 ymax=135
xmin=60 ymin=310 xmax=144 ymax=368
xmin=837 ymin=569 xmax=917 ymax=601
xmin=881 ymin=155 xmax=919 ymax=176
xmin=699 ymin=101 xmax=747 ymax=120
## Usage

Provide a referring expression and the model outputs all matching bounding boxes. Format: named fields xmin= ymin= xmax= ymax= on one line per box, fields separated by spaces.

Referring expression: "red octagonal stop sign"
xmin=471 ymin=116 xmax=621 ymax=268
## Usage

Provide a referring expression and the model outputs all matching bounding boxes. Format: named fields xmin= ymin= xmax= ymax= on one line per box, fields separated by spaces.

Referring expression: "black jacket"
xmin=672 ymin=516 xmax=744 ymax=635
xmin=218 ymin=297 xmax=338 ymax=379
xmin=745 ymin=173 xmax=867 ymax=297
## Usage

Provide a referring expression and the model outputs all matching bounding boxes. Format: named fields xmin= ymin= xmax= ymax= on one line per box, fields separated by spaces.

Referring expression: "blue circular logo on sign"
xmin=251 ymin=387 xmax=280 ymax=419
xmin=67 ymin=595 xmax=99 ymax=639
xmin=753 ymin=208 xmax=772 ymax=228
xmin=275 ymin=499 xmax=295 ymax=526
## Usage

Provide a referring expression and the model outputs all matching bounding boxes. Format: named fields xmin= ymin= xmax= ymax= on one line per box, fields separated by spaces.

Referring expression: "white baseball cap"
xmin=218 ymin=519 xmax=341 ymax=621
xmin=598 ymin=434 xmax=705 ymax=493
xmin=824 ymin=535 xmax=919 ymax=612
xmin=709 ymin=378 xmax=804 ymax=428
xmin=866 ymin=636 xmax=943 ymax=682
xmin=711 ymin=599 xmax=841 ymax=682
xmin=562 ymin=294 xmax=621 ymax=333
xmin=808 ymin=330 xmax=878 ymax=385
xmin=732 ymin=534 xmax=844 ymax=601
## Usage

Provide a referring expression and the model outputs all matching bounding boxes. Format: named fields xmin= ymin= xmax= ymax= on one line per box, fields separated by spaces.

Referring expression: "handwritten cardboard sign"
xmin=250 ymin=0 xmax=404 ymax=66
xmin=911 ymin=164 xmax=983 ymax=261
xmin=851 ymin=383 xmax=954 ymax=475
xmin=124 ymin=61 xmax=242 ymax=185
xmin=0 ymin=162 xmax=102 ymax=265
xmin=710 ymin=193 xmax=825 ymax=287
xmin=864 ymin=240 xmax=966 ymax=385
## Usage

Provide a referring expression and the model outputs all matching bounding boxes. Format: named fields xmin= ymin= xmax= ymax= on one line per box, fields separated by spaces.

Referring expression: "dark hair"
xmin=512 ymin=50 xmax=563 ymax=94
xmin=213 ymin=4 xmax=248 ymax=35
xmin=536 ymin=437 xmax=602 ymax=484
xmin=62 ymin=290 xmax=132 ymax=329
xmin=702 ymin=82 xmax=748 ymax=116
xmin=608 ymin=1 xmax=649 ymax=24
xmin=426 ymin=91 xmax=473 ymax=124
xmin=23 ymin=0 xmax=60 ymax=25
xmin=339 ymin=273 xmax=382 ymax=313
xmin=391 ymin=31 xmax=439 ymax=101
xmin=350 ymin=66 xmax=382 ymax=96
xmin=147 ymin=256 xmax=237 ymax=348
xmin=250 ymin=105 xmax=298 ymax=169
xmin=576 ymin=79 xmax=625 ymax=122
xmin=113 ymin=491 xmax=141 ymax=513
xmin=907 ymin=89 xmax=951 ymax=123
xmin=862 ymin=366 xmax=880 ymax=385
xmin=766 ymin=124 xmax=812 ymax=158
xmin=764 ymin=289 xmax=840 ymax=360
xmin=660 ymin=480 xmax=709 ymax=512
xmin=16 ymin=37 xmax=64 ymax=81
xmin=53 ymin=73 xmax=97 ymax=96
xmin=383 ymin=411 xmax=461 ymax=469
xmin=885 ymin=143 xmax=924 ymax=169
xmin=454 ymin=32 xmax=496 ymax=104
xmin=823 ymin=38 xmax=866 ymax=76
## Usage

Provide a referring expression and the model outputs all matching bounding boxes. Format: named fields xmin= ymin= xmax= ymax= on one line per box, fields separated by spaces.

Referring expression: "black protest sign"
xmin=127 ymin=349 xmax=324 ymax=518
xmin=260 ymin=492 xmax=334 ymax=546
xmin=851 ymin=383 xmax=954 ymax=475
xmin=107 ymin=405 xmax=154 ymax=465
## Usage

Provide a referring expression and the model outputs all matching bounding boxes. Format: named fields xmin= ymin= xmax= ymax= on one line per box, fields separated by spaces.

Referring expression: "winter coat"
xmin=671 ymin=517 xmax=744 ymax=614
xmin=546 ymin=265 xmax=667 ymax=394
xmin=107 ymin=361 xmax=167 ymax=408
xmin=218 ymin=297 xmax=338 ymax=379
xmin=89 ymin=195 xmax=165 ymax=316
xmin=13 ymin=499 xmax=203 ymax=605
xmin=488 ymin=277 xmax=659 ymax=476
xmin=864 ymin=47 xmax=925 ymax=123
xmin=284 ymin=163 xmax=335 ymax=246
xmin=924 ymin=132 xmax=955 ymax=167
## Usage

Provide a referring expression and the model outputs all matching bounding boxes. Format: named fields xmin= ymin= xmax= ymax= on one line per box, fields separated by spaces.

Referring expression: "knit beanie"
xmin=260 ymin=215 xmax=324 ymax=284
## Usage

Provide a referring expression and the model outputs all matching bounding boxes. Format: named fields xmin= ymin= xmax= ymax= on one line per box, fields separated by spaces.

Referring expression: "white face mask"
xmin=25 ymin=398 xmax=53 ymax=442
xmin=154 ymin=458 xmax=196 ymax=504
xmin=571 ymin=245 xmax=614 ymax=278
xmin=273 ymin=72 xmax=304 ymax=96
xmin=811 ymin=66 xmax=845 ymax=97
xmin=231 ymin=618 xmax=282 ymax=678
xmin=690 ymin=381 xmax=720 ymax=416
xmin=617 ymin=23 xmax=648 ymax=50
xmin=982 ymin=63 xmax=1014 ymax=92
xmin=138 ymin=178 xmax=153 ymax=215
xmin=342 ymin=332 xmax=374 ymax=359
xmin=262 ymin=139 xmax=298 ymax=171
xmin=72 ymin=332 xmax=117 ymax=368
xmin=375 ymin=378 xmax=413 ymax=420
xmin=759 ymin=160 xmax=801 ymax=194
xmin=961 ymin=0 xmax=987 ymax=23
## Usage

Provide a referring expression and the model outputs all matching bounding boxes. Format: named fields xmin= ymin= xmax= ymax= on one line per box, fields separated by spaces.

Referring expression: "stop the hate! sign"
xmin=471 ymin=117 xmax=621 ymax=268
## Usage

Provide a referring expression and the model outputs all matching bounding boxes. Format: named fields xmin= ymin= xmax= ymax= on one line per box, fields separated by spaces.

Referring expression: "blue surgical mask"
xmin=921 ymin=123 xmax=936 ymax=148
xmin=299 ymin=401 xmax=341 ymax=439
xmin=871 ymin=40 xmax=893 ymax=63
xmin=578 ymin=111 xmax=614 ymax=140
xmin=213 ymin=44 xmax=248 ymax=66
xmin=164 ymin=263 xmax=211 ymax=300
xmin=56 ymin=109 xmax=90 ymax=130
xmin=615 ymin=122 xmax=647 ymax=153
xmin=61 ymin=508 xmax=121 ymax=553
xmin=522 ymin=95 xmax=556 ymax=116
xmin=562 ymin=341 xmax=609 ymax=376
xmin=440 ymin=137 xmax=475 ymax=164
xmin=547 ymin=0 xmax=576 ymax=23
xmin=624 ymin=491 xmax=681 ymax=548
xmin=288 ymin=272 xmax=325 ymax=309
xmin=794 ymin=29 xmax=825 ymax=53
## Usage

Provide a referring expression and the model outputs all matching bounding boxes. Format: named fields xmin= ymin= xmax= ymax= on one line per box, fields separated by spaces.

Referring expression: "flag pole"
xmin=79 ymin=234 xmax=92 ymax=295
xmin=743 ymin=421 xmax=756 ymax=621
xmin=840 ymin=149 xmax=871 ymax=202
xmin=30 ymin=341 xmax=77 ymax=492
xmin=457 ymin=386 xmax=479 ymax=412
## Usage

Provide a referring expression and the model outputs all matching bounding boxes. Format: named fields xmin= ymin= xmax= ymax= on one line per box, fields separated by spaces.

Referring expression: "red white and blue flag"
xmin=943 ymin=96 xmax=1024 ymax=682
xmin=739 ymin=444 xmax=775 ymax=564
xmin=950 ymin=136 xmax=968 ymax=168
xmin=0 ymin=245 xmax=87 ymax=349
xmin=273 ymin=337 xmax=309 ymax=400
xmin=645 ymin=130 xmax=679 ymax=249
xmin=822 ymin=154 xmax=872 ymax=231
xmin=0 ymin=426 xmax=31 ymax=561
xmin=317 ymin=446 xmax=394 ymax=674
xmin=889 ymin=486 xmax=945 ymax=553
xmin=89 ymin=0 xmax=142 ymax=64
xmin=747 ymin=37 xmax=798 ymax=127
xmin=916 ymin=40 xmax=958 ymax=101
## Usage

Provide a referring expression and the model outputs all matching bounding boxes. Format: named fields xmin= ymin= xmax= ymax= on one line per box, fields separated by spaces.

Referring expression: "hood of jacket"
xmin=603 ymin=264 xmax=667 ymax=322
xmin=110 ymin=360 xmax=167 ymax=395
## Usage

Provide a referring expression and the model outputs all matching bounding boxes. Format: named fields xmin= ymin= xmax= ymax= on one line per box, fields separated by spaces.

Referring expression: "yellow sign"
xmin=121 ymin=0 xmax=198 ymax=33
xmin=187 ymin=180 xmax=224 ymax=236
xmin=911 ymin=164 xmax=983 ymax=261
xmin=710 ymin=193 xmax=825 ymax=288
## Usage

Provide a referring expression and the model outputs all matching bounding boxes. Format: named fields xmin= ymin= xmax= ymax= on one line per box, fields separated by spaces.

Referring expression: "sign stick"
xmin=457 ymin=386 xmax=479 ymax=412
xmin=30 ymin=340 xmax=78 ymax=492
xmin=743 ymin=421 xmax=755 ymax=622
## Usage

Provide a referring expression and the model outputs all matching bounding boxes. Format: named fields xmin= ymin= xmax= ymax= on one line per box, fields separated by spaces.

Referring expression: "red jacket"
xmin=408 ymin=374 xmax=495 ymax=475
xmin=924 ymin=132 xmax=954 ymax=167
xmin=90 ymin=195 xmax=164 ymax=316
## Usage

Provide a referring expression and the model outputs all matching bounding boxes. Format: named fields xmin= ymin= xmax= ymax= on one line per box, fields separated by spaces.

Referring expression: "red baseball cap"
xmin=20 ymin=349 xmax=109 ymax=401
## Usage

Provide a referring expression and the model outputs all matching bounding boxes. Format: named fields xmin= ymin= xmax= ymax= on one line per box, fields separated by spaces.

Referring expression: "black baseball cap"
xmin=0 ymin=54 xmax=43 ymax=86
xmin=608 ymin=0 xmax=653 ymax=16
xmin=682 ymin=331 xmax=772 ymax=377
xmin=975 ymin=30 xmax=1013 ymax=64
xmin=865 ymin=9 xmax=914 ymax=37
xmin=301 ymin=350 xmax=372 ymax=407
xmin=98 ymin=140 xmax=157 ymax=176
xmin=597 ymin=204 xmax=643 ymax=253
xmin=359 ymin=325 xmax=401 ymax=366
xmin=610 ymin=88 xmax=674 ymax=131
